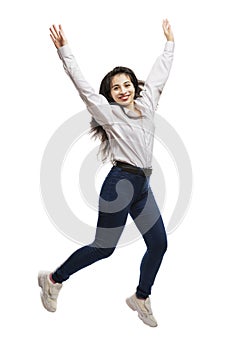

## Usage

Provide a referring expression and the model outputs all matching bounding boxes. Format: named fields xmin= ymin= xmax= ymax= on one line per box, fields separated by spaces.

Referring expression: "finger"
xmin=49 ymin=25 xmax=59 ymax=41
xmin=50 ymin=33 xmax=55 ymax=43
xmin=59 ymin=29 xmax=65 ymax=39
xmin=162 ymin=24 xmax=168 ymax=33
xmin=49 ymin=29 xmax=57 ymax=43
xmin=49 ymin=33 xmax=58 ymax=48
xmin=49 ymin=31 xmax=56 ymax=42
xmin=162 ymin=19 xmax=168 ymax=30
xmin=52 ymin=24 xmax=59 ymax=37
xmin=165 ymin=22 xmax=170 ymax=32
xmin=49 ymin=26 xmax=58 ymax=40
xmin=59 ymin=24 xmax=66 ymax=39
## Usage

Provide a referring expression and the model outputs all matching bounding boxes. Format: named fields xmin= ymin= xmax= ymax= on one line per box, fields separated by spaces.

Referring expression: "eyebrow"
xmin=111 ymin=80 xmax=131 ymax=88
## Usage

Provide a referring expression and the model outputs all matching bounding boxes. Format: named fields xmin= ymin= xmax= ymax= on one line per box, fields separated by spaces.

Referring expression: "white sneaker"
xmin=126 ymin=293 xmax=158 ymax=327
xmin=38 ymin=271 xmax=62 ymax=312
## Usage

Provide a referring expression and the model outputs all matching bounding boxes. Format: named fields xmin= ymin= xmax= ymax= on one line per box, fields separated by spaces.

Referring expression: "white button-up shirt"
xmin=57 ymin=41 xmax=174 ymax=169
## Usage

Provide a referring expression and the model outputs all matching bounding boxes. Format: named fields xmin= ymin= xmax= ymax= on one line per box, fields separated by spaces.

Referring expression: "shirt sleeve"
xmin=140 ymin=41 xmax=175 ymax=111
xmin=57 ymin=44 xmax=113 ymax=126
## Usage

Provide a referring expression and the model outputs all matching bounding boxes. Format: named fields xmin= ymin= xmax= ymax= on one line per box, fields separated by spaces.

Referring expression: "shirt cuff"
xmin=57 ymin=44 xmax=72 ymax=59
xmin=164 ymin=41 xmax=175 ymax=52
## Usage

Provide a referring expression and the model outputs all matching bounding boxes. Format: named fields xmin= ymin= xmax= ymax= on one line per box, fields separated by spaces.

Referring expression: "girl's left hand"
xmin=162 ymin=19 xmax=174 ymax=42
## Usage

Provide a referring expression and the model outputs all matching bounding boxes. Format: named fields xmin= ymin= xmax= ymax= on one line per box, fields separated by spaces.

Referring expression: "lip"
xmin=119 ymin=95 xmax=130 ymax=101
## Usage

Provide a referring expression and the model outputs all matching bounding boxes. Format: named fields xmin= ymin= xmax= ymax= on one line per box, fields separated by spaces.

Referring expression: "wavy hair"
xmin=89 ymin=66 xmax=144 ymax=162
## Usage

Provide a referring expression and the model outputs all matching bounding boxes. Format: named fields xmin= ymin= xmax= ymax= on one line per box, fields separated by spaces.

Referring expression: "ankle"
xmin=49 ymin=273 xmax=56 ymax=284
xmin=135 ymin=294 xmax=147 ymax=301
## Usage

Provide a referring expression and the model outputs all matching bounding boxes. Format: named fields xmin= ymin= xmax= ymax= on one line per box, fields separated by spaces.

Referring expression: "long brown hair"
xmin=89 ymin=66 xmax=144 ymax=162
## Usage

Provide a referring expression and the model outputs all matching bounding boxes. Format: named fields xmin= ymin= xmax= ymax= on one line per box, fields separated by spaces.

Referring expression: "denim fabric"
xmin=52 ymin=165 xmax=167 ymax=299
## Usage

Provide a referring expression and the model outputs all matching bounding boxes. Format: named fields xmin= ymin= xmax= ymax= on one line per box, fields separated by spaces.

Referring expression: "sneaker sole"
xmin=138 ymin=313 xmax=157 ymax=327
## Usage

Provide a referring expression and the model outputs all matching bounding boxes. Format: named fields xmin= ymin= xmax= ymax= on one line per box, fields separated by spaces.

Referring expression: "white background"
xmin=1 ymin=0 xmax=233 ymax=349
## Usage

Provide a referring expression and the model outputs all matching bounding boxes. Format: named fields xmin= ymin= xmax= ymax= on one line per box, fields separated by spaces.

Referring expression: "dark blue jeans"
xmin=52 ymin=165 xmax=167 ymax=299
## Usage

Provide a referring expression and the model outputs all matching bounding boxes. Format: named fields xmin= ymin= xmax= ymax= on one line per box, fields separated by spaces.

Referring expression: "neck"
xmin=126 ymin=101 xmax=135 ymax=111
xmin=126 ymin=101 xmax=141 ymax=117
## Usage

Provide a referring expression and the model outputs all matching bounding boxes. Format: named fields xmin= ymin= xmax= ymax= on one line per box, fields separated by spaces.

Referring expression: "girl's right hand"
xmin=49 ymin=24 xmax=68 ymax=49
xmin=162 ymin=19 xmax=174 ymax=42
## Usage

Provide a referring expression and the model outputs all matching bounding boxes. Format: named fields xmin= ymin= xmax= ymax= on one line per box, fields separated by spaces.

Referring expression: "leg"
xmin=52 ymin=167 xmax=133 ymax=283
xmin=130 ymin=185 xmax=167 ymax=299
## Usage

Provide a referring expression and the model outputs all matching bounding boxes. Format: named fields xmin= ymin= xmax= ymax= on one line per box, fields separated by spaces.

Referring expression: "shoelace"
xmin=136 ymin=298 xmax=153 ymax=316
xmin=144 ymin=299 xmax=153 ymax=315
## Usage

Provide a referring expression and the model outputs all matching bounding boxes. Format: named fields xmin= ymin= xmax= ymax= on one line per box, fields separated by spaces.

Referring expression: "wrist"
xmin=166 ymin=35 xmax=174 ymax=42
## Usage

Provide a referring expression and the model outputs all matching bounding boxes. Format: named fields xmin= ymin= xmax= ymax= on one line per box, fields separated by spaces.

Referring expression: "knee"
xmin=163 ymin=236 xmax=168 ymax=254
xmin=89 ymin=245 xmax=115 ymax=259
xmin=156 ymin=236 xmax=167 ymax=255
xmin=147 ymin=231 xmax=168 ymax=255
xmin=100 ymin=247 xmax=115 ymax=259
xmin=156 ymin=223 xmax=168 ymax=254
xmin=159 ymin=231 xmax=168 ymax=254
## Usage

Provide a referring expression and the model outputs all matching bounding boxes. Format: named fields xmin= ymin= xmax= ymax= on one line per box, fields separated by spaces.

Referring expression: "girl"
xmin=38 ymin=19 xmax=174 ymax=327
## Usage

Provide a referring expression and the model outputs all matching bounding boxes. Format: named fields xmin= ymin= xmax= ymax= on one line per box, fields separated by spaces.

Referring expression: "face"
xmin=110 ymin=73 xmax=135 ymax=107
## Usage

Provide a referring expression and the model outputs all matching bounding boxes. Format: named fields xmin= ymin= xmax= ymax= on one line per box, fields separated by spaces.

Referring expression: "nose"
xmin=120 ymin=86 xmax=127 ymax=94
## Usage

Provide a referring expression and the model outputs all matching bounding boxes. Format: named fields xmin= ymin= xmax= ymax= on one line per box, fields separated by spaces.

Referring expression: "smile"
xmin=119 ymin=95 xmax=130 ymax=101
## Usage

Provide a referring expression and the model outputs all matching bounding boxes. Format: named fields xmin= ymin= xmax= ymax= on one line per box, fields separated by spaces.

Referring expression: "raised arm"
xmin=141 ymin=19 xmax=175 ymax=111
xmin=49 ymin=24 xmax=113 ymax=125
